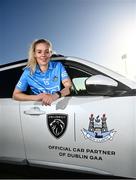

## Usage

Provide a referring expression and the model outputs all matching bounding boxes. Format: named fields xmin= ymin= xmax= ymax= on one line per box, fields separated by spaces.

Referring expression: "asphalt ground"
xmin=0 ymin=163 xmax=128 ymax=179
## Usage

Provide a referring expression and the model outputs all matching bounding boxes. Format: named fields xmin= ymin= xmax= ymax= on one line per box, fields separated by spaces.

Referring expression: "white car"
xmin=0 ymin=55 xmax=136 ymax=178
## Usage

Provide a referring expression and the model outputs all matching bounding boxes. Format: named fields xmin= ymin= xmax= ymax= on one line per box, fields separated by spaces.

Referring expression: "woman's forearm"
xmin=12 ymin=92 xmax=41 ymax=101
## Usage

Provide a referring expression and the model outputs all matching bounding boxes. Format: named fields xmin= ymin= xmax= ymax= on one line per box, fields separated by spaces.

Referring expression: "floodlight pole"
xmin=122 ymin=54 xmax=127 ymax=76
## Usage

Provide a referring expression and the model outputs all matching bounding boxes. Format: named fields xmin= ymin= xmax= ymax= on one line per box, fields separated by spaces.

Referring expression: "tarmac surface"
xmin=0 ymin=163 xmax=127 ymax=179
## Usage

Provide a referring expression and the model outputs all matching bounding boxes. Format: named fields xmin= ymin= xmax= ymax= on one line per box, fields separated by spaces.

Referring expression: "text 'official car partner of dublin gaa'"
xmin=0 ymin=55 xmax=136 ymax=178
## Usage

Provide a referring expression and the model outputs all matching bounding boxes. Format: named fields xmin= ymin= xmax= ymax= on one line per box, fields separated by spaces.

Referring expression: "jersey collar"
xmin=35 ymin=61 xmax=53 ymax=73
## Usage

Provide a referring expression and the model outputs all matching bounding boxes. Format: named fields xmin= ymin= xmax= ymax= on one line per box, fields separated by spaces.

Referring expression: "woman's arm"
xmin=12 ymin=89 xmax=44 ymax=101
xmin=60 ymin=78 xmax=72 ymax=97
xmin=12 ymin=78 xmax=72 ymax=105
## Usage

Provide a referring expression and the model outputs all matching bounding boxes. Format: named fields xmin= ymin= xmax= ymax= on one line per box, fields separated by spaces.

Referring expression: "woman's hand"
xmin=60 ymin=86 xmax=71 ymax=97
xmin=39 ymin=93 xmax=59 ymax=106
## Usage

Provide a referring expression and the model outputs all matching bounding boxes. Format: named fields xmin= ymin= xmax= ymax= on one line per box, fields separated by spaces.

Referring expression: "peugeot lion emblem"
xmin=47 ymin=113 xmax=68 ymax=138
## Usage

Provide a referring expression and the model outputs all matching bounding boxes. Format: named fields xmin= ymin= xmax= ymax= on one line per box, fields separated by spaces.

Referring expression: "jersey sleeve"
xmin=15 ymin=69 xmax=29 ymax=92
xmin=59 ymin=62 xmax=69 ymax=81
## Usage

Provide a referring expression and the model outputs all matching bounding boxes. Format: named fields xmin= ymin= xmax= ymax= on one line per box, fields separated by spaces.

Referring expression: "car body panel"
xmin=0 ymin=56 xmax=136 ymax=178
xmin=0 ymin=99 xmax=26 ymax=162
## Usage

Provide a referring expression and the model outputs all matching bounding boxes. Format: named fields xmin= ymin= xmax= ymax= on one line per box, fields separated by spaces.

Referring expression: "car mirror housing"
xmin=85 ymin=75 xmax=118 ymax=96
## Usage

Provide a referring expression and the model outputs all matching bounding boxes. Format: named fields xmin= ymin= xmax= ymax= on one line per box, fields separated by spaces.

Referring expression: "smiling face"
xmin=34 ymin=42 xmax=52 ymax=71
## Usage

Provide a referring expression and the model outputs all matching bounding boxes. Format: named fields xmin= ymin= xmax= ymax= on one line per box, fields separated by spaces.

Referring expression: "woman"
xmin=12 ymin=39 xmax=72 ymax=106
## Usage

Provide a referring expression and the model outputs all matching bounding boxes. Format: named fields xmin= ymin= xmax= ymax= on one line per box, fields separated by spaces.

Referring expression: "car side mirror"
xmin=85 ymin=75 xmax=118 ymax=96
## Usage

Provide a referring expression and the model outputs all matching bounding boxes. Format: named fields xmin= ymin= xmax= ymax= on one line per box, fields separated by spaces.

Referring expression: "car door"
xmin=19 ymin=98 xmax=75 ymax=163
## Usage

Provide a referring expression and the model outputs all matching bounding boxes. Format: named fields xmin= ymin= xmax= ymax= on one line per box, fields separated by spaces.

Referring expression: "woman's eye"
xmin=37 ymin=51 xmax=41 ymax=53
xmin=36 ymin=50 xmax=50 ymax=54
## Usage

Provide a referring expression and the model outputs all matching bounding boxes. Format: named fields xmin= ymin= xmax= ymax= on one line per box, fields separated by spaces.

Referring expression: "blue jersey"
xmin=16 ymin=61 xmax=69 ymax=94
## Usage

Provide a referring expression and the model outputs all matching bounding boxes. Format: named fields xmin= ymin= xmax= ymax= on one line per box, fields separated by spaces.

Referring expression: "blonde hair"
xmin=26 ymin=39 xmax=52 ymax=74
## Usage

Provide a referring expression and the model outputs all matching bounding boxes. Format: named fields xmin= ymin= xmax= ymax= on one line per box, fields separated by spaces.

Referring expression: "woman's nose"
xmin=41 ymin=52 xmax=46 ymax=56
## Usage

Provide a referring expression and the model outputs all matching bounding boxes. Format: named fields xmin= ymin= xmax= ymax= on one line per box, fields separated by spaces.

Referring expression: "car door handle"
xmin=24 ymin=107 xmax=46 ymax=115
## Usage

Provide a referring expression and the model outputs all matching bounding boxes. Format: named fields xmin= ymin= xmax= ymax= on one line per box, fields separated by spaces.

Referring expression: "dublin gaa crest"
xmin=81 ymin=114 xmax=116 ymax=143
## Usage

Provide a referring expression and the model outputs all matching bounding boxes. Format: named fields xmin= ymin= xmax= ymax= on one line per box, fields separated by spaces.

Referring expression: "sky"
xmin=1 ymin=0 xmax=136 ymax=80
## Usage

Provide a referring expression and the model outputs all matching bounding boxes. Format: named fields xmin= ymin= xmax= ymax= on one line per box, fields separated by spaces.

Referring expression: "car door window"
xmin=0 ymin=65 xmax=25 ymax=98
xmin=72 ymin=77 xmax=88 ymax=95
xmin=64 ymin=65 xmax=91 ymax=96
